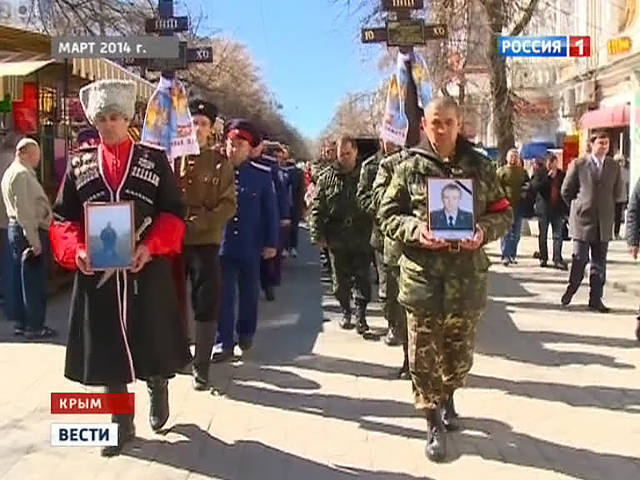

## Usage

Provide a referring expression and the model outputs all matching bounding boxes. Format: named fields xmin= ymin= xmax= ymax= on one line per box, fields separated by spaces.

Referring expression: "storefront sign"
xmin=608 ymin=36 xmax=632 ymax=56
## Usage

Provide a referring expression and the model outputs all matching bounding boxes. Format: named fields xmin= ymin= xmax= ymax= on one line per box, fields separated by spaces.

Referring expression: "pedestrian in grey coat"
xmin=560 ymin=130 xmax=624 ymax=312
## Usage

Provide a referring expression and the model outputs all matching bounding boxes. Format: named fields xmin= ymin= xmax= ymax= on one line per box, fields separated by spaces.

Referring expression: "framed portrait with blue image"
xmin=85 ymin=202 xmax=135 ymax=271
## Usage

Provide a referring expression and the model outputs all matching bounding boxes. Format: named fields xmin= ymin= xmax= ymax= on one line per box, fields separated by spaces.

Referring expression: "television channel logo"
xmin=499 ymin=36 xmax=590 ymax=57
xmin=51 ymin=423 xmax=119 ymax=446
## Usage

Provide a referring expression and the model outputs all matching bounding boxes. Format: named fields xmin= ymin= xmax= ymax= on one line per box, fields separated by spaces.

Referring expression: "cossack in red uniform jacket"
xmin=50 ymin=138 xmax=191 ymax=385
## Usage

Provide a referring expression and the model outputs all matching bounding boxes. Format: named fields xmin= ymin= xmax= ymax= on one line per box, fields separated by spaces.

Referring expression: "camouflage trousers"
xmin=384 ymin=266 xmax=407 ymax=342
xmin=328 ymin=247 xmax=372 ymax=309
xmin=407 ymin=310 xmax=480 ymax=410
xmin=401 ymin=272 xmax=487 ymax=410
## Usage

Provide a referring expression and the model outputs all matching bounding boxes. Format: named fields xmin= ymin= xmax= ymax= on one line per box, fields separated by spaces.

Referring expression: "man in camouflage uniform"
xmin=379 ymin=97 xmax=512 ymax=462
xmin=313 ymin=141 xmax=336 ymax=274
xmin=357 ymin=140 xmax=403 ymax=347
xmin=310 ymin=136 xmax=372 ymax=334
xmin=370 ymin=146 xmax=411 ymax=380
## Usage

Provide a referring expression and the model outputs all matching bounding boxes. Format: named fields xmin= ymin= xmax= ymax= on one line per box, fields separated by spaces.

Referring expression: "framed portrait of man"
xmin=84 ymin=202 xmax=135 ymax=271
xmin=427 ymin=179 xmax=475 ymax=241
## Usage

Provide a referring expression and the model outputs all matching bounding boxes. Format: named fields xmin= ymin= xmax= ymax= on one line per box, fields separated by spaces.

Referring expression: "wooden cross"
xmin=123 ymin=0 xmax=213 ymax=75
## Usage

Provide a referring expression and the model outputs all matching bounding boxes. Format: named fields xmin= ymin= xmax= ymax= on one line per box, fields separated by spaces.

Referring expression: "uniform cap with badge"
xmin=189 ymin=100 xmax=218 ymax=125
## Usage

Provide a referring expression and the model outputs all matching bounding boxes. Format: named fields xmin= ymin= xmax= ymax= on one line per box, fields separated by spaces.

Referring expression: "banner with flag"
xmin=380 ymin=52 xmax=434 ymax=147
xmin=412 ymin=52 xmax=434 ymax=110
xmin=380 ymin=74 xmax=408 ymax=146
xmin=141 ymin=76 xmax=199 ymax=163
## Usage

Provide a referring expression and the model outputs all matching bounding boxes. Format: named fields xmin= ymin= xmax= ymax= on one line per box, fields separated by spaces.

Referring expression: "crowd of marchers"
xmin=0 ymin=79 xmax=305 ymax=457
xmin=2 ymin=80 xmax=640 ymax=463
xmin=303 ymin=96 xmax=640 ymax=462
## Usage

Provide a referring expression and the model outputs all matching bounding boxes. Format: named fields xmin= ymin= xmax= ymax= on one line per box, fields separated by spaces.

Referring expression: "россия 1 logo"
xmin=499 ymin=36 xmax=591 ymax=57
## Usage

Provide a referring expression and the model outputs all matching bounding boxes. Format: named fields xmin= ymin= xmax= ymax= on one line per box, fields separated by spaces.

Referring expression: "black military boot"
xmin=354 ymin=301 xmax=369 ymax=335
xmin=193 ymin=321 xmax=215 ymax=391
xmin=425 ymin=407 xmax=447 ymax=462
xmin=441 ymin=393 xmax=460 ymax=431
xmin=147 ymin=376 xmax=169 ymax=431
xmin=101 ymin=414 xmax=135 ymax=457
xmin=398 ymin=343 xmax=410 ymax=380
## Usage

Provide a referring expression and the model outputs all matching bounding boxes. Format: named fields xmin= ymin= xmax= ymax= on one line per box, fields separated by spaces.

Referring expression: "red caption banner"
xmin=51 ymin=393 xmax=135 ymax=414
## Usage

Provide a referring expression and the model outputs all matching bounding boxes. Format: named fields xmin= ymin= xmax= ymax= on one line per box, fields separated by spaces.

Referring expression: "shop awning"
xmin=0 ymin=25 xmax=50 ymax=54
xmin=71 ymin=58 xmax=155 ymax=100
xmin=0 ymin=60 xmax=55 ymax=77
xmin=580 ymin=104 xmax=630 ymax=129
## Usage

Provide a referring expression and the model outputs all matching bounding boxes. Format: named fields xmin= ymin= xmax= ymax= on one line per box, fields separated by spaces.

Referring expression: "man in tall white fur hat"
xmin=50 ymin=79 xmax=191 ymax=456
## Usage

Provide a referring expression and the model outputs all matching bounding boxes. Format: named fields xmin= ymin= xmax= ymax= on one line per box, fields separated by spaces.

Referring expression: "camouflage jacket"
xmin=379 ymin=137 xmax=513 ymax=279
xmin=356 ymin=151 xmax=383 ymax=250
xmin=372 ymin=150 xmax=410 ymax=267
xmin=310 ymin=162 xmax=372 ymax=250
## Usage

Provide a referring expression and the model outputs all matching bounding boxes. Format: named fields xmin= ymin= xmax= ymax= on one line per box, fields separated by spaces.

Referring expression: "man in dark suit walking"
xmin=561 ymin=130 xmax=625 ymax=312
xmin=430 ymin=183 xmax=474 ymax=231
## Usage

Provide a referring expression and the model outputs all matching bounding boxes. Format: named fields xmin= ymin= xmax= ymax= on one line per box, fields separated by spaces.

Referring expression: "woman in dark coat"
xmin=50 ymin=79 xmax=190 ymax=456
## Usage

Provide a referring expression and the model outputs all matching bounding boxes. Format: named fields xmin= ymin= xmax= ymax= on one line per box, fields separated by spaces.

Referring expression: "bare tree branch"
xmin=510 ymin=0 xmax=541 ymax=35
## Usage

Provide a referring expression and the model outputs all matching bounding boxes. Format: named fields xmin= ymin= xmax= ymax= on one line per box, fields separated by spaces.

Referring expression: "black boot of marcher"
xmin=398 ymin=342 xmax=410 ymax=380
xmin=101 ymin=414 xmax=135 ymax=457
xmin=441 ymin=393 xmax=460 ymax=431
xmin=354 ymin=301 xmax=369 ymax=335
xmin=425 ymin=407 xmax=447 ymax=462
xmin=147 ymin=376 xmax=169 ymax=431
xmin=193 ymin=321 xmax=215 ymax=391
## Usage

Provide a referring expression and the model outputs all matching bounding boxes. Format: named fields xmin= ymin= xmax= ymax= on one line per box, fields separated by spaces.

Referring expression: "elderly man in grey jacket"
xmin=560 ymin=130 xmax=624 ymax=312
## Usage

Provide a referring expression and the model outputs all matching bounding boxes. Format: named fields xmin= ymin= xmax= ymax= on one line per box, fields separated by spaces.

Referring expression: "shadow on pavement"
xmin=123 ymin=423 xmax=428 ymax=480
xmin=478 ymin=298 xmax=636 ymax=369
xmin=447 ymin=417 xmax=640 ymax=480
xmin=467 ymin=373 xmax=640 ymax=413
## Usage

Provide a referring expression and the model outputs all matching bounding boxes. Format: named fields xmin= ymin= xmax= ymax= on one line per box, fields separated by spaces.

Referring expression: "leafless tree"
xmin=336 ymin=0 xmax=543 ymax=160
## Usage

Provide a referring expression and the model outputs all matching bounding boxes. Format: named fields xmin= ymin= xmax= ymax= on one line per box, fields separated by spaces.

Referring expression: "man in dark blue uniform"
xmin=212 ymin=120 xmax=279 ymax=362
xmin=253 ymin=141 xmax=291 ymax=301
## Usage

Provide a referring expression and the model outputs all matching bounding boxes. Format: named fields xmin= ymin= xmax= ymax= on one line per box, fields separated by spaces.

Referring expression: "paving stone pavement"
xmin=0 ymin=232 xmax=639 ymax=480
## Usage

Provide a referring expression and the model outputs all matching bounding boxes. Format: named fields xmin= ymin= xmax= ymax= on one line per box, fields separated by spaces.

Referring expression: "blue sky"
xmin=185 ymin=0 xmax=387 ymax=139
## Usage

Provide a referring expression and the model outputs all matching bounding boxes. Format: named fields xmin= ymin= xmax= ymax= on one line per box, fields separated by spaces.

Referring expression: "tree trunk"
xmin=484 ymin=1 xmax=515 ymax=164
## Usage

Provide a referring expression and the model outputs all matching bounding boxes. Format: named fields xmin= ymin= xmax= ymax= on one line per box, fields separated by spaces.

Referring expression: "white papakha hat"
xmin=79 ymin=79 xmax=136 ymax=125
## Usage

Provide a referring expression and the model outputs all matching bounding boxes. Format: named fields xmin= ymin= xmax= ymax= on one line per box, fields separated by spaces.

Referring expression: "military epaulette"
xmin=250 ymin=161 xmax=271 ymax=173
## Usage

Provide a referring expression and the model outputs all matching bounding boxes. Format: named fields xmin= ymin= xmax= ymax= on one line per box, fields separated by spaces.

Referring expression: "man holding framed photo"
xmin=379 ymin=96 xmax=513 ymax=462
xmin=50 ymin=79 xmax=191 ymax=457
